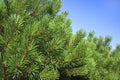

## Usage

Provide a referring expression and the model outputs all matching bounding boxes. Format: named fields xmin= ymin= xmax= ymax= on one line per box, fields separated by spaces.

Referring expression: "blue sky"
xmin=61 ymin=0 xmax=120 ymax=49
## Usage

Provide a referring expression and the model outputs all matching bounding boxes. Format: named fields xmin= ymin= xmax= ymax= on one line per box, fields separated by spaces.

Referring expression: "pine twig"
xmin=16 ymin=0 xmax=28 ymax=14
xmin=30 ymin=0 xmax=41 ymax=16
xmin=4 ymin=0 xmax=10 ymax=16
xmin=20 ymin=40 xmax=29 ymax=64
xmin=3 ymin=61 xmax=7 ymax=80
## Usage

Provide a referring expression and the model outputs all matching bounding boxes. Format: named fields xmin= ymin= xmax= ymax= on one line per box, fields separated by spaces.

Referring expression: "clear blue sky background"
xmin=61 ymin=0 xmax=120 ymax=49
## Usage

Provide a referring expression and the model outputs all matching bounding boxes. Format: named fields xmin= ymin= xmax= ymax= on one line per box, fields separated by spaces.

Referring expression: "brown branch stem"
xmin=4 ymin=0 xmax=10 ymax=16
xmin=20 ymin=40 xmax=29 ymax=64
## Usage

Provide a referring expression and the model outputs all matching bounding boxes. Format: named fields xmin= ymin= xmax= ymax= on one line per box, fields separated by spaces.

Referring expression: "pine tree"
xmin=0 ymin=0 xmax=120 ymax=80
xmin=0 ymin=0 xmax=72 ymax=80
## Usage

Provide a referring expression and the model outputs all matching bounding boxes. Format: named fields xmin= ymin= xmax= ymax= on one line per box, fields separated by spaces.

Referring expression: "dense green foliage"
xmin=0 ymin=0 xmax=120 ymax=80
